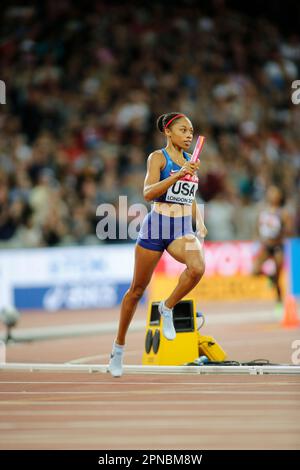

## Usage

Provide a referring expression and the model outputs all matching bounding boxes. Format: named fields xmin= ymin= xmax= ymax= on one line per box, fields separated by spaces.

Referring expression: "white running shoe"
xmin=108 ymin=342 xmax=124 ymax=378
xmin=158 ymin=300 xmax=176 ymax=340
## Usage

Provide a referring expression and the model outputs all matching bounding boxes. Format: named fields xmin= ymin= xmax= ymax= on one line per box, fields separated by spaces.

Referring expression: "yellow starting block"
xmin=197 ymin=334 xmax=227 ymax=362
xmin=142 ymin=299 xmax=227 ymax=366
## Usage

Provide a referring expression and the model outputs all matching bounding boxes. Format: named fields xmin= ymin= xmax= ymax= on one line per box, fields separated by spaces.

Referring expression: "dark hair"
xmin=156 ymin=112 xmax=186 ymax=133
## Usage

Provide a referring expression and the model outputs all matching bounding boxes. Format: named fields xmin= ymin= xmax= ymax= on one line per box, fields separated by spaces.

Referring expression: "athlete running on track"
xmin=253 ymin=185 xmax=292 ymax=308
xmin=108 ymin=112 xmax=207 ymax=377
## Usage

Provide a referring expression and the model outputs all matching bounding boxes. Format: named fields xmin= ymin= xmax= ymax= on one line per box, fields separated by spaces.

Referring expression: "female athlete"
xmin=253 ymin=185 xmax=292 ymax=308
xmin=108 ymin=112 xmax=207 ymax=377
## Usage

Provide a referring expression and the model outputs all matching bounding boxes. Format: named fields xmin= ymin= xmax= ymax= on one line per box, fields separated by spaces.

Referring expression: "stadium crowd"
xmin=0 ymin=1 xmax=300 ymax=247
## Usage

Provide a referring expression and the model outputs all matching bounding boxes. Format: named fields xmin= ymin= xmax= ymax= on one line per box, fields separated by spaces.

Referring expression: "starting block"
xmin=142 ymin=299 xmax=227 ymax=366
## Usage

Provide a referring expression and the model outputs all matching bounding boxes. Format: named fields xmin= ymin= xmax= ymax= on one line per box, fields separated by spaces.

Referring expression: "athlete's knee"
xmin=187 ymin=261 xmax=205 ymax=280
xmin=128 ymin=284 xmax=146 ymax=301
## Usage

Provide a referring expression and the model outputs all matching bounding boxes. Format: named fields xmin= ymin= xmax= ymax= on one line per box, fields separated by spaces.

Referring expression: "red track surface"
xmin=0 ymin=301 xmax=300 ymax=450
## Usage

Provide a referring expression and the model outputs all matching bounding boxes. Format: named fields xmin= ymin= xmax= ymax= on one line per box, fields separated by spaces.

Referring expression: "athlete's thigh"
xmin=253 ymin=245 xmax=270 ymax=272
xmin=166 ymin=234 xmax=204 ymax=266
xmin=273 ymin=248 xmax=284 ymax=270
xmin=131 ymin=244 xmax=163 ymax=288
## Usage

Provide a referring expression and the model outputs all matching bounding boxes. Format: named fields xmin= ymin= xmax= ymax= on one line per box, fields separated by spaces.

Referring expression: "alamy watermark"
xmin=95 ymin=196 xmax=205 ymax=250
xmin=0 ymin=80 xmax=6 ymax=104
xmin=291 ymin=339 xmax=300 ymax=365
xmin=291 ymin=80 xmax=300 ymax=105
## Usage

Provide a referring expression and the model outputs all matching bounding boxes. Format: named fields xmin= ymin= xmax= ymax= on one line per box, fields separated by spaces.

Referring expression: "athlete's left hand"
xmin=195 ymin=161 xmax=200 ymax=170
xmin=196 ymin=226 xmax=208 ymax=239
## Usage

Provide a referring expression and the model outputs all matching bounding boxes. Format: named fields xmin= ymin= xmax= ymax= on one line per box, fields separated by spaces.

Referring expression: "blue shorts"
xmin=136 ymin=209 xmax=195 ymax=252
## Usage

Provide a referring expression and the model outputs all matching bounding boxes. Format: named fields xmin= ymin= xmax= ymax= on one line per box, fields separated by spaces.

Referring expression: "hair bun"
xmin=156 ymin=114 xmax=166 ymax=133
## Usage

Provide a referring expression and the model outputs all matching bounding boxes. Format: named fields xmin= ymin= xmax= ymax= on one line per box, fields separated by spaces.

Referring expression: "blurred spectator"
xmin=205 ymin=192 xmax=236 ymax=241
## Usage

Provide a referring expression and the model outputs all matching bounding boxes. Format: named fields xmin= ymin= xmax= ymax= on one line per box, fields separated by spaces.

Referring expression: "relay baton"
xmin=182 ymin=135 xmax=205 ymax=182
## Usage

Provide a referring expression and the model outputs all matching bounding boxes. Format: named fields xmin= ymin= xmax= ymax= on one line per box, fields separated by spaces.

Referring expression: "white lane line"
xmin=0 ymin=434 xmax=297 ymax=448
xmin=0 ymin=421 xmax=299 ymax=431
xmin=0 ymin=381 xmax=299 ymax=386
xmin=0 ymin=390 xmax=299 ymax=395
xmin=0 ymin=399 xmax=297 ymax=406
xmin=66 ymin=350 xmax=141 ymax=364
xmin=0 ymin=409 xmax=299 ymax=417
xmin=224 ymin=337 xmax=300 ymax=346
xmin=0 ymin=321 xmax=145 ymax=342
xmin=2 ymin=363 xmax=299 ymax=375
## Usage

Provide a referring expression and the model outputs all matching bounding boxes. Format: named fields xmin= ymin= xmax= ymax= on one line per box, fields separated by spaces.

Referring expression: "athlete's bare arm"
xmin=192 ymin=199 xmax=207 ymax=238
xmin=282 ymin=208 xmax=294 ymax=238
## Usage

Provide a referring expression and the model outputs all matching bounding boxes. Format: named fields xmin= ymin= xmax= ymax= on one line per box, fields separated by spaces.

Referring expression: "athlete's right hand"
xmin=177 ymin=161 xmax=200 ymax=179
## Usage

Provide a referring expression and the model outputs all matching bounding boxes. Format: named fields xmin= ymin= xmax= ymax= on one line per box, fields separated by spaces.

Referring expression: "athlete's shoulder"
xmin=149 ymin=149 xmax=164 ymax=158
xmin=147 ymin=149 xmax=165 ymax=164
xmin=184 ymin=152 xmax=192 ymax=160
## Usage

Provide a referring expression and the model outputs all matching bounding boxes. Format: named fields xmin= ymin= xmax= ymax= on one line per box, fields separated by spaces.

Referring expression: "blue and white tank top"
xmin=258 ymin=208 xmax=283 ymax=240
xmin=153 ymin=148 xmax=198 ymax=206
